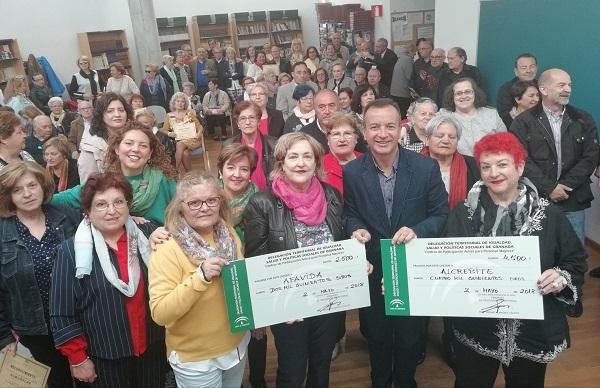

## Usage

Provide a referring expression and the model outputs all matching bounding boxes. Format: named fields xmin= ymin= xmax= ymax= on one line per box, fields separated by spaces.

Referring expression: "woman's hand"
xmin=1 ymin=342 xmax=17 ymax=356
xmin=537 ymin=269 xmax=567 ymax=295
xmin=199 ymin=256 xmax=229 ymax=281
xmin=251 ymin=328 xmax=266 ymax=340
xmin=71 ymin=359 xmax=97 ymax=384
xmin=149 ymin=227 xmax=171 ymax=251
xmin=352 ymin=229 xmax=371 ymax=244
xmin=392 ymin=227 xmax=416 ymax=244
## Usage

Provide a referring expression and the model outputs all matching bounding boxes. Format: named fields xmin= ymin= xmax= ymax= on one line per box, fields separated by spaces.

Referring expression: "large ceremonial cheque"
xmin=381 ymin=236 xmax=544 ymax=319
xmin=222 ymin=239 xmax=371 ymax=333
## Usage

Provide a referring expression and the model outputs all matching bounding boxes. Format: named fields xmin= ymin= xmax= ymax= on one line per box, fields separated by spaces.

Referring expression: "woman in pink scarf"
xmin=243 ymin=132 xmax=346 ymax=387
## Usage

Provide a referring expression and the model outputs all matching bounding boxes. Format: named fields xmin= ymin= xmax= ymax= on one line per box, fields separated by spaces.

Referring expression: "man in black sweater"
xmin=496 ymin=53 xmax=538 ymax=127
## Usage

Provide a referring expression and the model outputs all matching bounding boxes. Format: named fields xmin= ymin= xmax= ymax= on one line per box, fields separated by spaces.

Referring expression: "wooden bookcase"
xmin=268 ymin=10 xmax=303 ymax=58
xmin=157 ymin=17 xmax=192 ymax=56
xmin=0 ymin=38 xmax=25 ymax=89
xmin=77 ymin=30 xmax=131 ymax=83
xmin=191 ymin=14 xmax=233 ymax=53
xmin=233 ymin=12 xmax=270 ymax=56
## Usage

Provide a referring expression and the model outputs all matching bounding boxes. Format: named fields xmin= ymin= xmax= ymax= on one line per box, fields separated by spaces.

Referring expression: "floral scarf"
xmin=172 ymin=218 xmax=238 ymax=266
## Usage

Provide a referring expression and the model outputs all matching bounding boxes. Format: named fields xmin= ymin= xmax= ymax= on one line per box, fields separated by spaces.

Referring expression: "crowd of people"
xmin=0 ymin=31 xmax=596 ymax=388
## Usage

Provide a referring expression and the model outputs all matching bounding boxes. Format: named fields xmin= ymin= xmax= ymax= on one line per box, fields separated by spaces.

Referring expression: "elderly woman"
xmin=148 ymin=172 xmax=247 ymax=387
xmin=400 ymin=97 xmax=438 ymax=152
xmin=246 ymin=52 xmax=267 ymax=81
xmin=278 ymin=73 xmax=292 ymax=85
xmin=248 ymin=82 xmax=285 ymax=138
xmin=439 ymin=77 xmax=507 ymax=156
xmin=289 ymin=39 xmax=305 ymax=64
xmin=105 ymin=62 xmax=140 ymax=102
xmin=135 ymin=109 xmax=176 ymax=165
xmin=163 ymin=92 xmax=204 ymax=172
xmin=444 ymin=132 xmax=586 ymax=388
xmin=347 ymin=39 xmax=376 ymax=76
xmin=53 ymin=122 xmax=177 ymax=226
xmin=338 ymin=87 xmax=353 ymax=113
xmin=224 ymin=47 xmax=244 ymax=99
xmin=323 ymin=112 xmax=362 ymax=197
xmin=243 ymin=132 xmax=346 ymax=387
xmin=0 ymin=111 xmax=34 ymax=170
xmin=304 ymin=46 xmax=321 ymax=75
xmin=0 ymin=162 xmax=81 ymax=388
xmin=351 ymin=84 xmax=377 ymax=131
xmin=43 ymin=136 xmax=80 ymax=192
xmin=500 ymin=80 xmax=540 ymax=128
xmin=314 ymin=67 xmax=329 ymax=91
xmin=181 ymin=82 xmax=203 ymax=117
xmin=48 ymin=96 xmax=77 ymax=136
xmin=140 ymin=64 xmax=171 ymax=110
xmin=77 ymin=93 xmax=132 ymax=182
xmin=69 ymin=55 xmax=105 ymax=101
xmin=3 ymin=76 xmax=34 ymax=115
xmin=283 ymin=84 xmax=316 ymax=133
xmin=260 ymin=68 xmax=279 ymax=107
xmin=160 ymin=55 xmax=180 ymax=94
xmin=51 ymin=173 xmax=166 ymax=387
xmin=174 ymin=50 xmax=192 ymax=91
xmin=225 ymin=101 xmax=276 ymax=190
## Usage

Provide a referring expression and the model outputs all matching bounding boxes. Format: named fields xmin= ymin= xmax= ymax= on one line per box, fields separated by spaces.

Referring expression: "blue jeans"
xmin=564 ymin=210 xmax=586 ymax=246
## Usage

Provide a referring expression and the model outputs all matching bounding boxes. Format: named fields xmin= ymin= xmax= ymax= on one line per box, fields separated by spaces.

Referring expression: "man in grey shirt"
xmin=276 ymin=62 xmax=317 ymax=120
xmin=390 ymin=46 xmax=414 ymax=118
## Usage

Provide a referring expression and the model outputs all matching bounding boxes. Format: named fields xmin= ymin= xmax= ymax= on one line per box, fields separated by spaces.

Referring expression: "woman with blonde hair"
xmin=43 ymin=136 xmax=79 ymax=192
xmin=69 ymin=55 xmax=105 ymax=101
xmin=4 ymin=75 xmax=34 ymax=114
xmin=149 ymin=171 xmax=247 ymax=387
xmin=289 ymin=38 xmax=305 ymax=64
xmin=162 ymin=92 xmax=204 ymax=172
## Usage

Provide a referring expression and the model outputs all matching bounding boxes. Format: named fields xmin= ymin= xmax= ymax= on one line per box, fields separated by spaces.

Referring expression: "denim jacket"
xmin=0 ymin=204 xmax=81 ymax=348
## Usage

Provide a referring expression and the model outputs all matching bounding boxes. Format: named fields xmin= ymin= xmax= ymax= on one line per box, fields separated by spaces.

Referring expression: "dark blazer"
xmin=159 ymin=66 xmax=177 ymax=93
xmin=243 ymin=183 xmax=344 ymax=257
xmin=0 ymin=204 xmax=81 ymax=348
xmin=343 ymin=148 xmax=448 ymax=295
xmin=50 ymin=223 xmax=164 ymax=360
xmin=509 ymin=103 xmax=600 ymax=212
xmin=224 ymin=133 xmax=277 ymax=186
xmin=223 ymin=60 xmax=244 ymax=90
xmin=268 ymin=58 xmax=292 ymax=75
xmin=374 ymin=49 xmax=398 ymax=87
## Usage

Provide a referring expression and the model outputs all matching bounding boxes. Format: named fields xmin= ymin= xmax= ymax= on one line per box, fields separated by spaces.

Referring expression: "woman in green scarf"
xmin=216 ymin=143 xmax=259 ymax=244
xmin=51 ymin=122 xmax=178 ymax=225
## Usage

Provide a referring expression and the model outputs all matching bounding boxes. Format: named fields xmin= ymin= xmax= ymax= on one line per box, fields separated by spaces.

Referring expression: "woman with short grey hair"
xmin=400 ymin=97 xmax=438 ymax=153
xmin=160 ymin=54 xmax=180 ymax=94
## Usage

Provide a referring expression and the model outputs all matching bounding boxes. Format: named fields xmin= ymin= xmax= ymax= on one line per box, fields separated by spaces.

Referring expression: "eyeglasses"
xmin=184 ymin=197 xmax=220 ymax=210
xmin=454 ymin=89 xmax=474 ymax=97
xmin=300 ymin=96 xmax=314 ymax=102
xmin=238 ymin=116 xmax=258 ymax=122
xmin=329 ymin=131 xmax=355 ymax=140
xmin=249 ymin=92 xmax=266 ymax=97
xmin=93 ymin=199 xmax=128 ymax=212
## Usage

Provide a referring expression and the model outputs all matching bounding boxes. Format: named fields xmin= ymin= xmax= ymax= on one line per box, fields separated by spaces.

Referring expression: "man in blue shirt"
xmin=190 ymin=47 xmax=217 ymax=99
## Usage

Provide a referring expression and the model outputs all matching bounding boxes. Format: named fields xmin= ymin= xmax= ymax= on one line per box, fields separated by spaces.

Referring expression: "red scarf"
xmin=242 ymin=134 xmax=267 ymax=190
xmin=421 ymin=147 xmax=467 ymax=209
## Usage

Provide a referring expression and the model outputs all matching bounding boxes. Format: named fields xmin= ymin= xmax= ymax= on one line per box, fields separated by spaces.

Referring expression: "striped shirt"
xmin=542 ymin=103 xmax=565 ymax=179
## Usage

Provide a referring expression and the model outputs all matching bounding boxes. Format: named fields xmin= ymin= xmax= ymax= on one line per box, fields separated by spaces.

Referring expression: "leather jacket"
xmin=0 ymin=204 xmax=81 ymax=347
xmin=243 ymin=183 xmax=344 ymax=257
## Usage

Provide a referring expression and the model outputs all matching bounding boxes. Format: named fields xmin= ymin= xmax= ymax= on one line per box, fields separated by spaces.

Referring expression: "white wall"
xmin=434 ymin=0 xmax=480 ymax=65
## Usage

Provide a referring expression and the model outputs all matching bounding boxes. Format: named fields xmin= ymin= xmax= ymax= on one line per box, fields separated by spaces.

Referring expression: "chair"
xmin=146 ymin=105 xmax=167 ymax=127
xmin=190 ymin=134 xmax=210 ymax=171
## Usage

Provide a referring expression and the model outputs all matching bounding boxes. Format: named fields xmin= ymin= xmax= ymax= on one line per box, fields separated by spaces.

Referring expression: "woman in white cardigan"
xmin=105 ymin=62 xmax=139 ymax=103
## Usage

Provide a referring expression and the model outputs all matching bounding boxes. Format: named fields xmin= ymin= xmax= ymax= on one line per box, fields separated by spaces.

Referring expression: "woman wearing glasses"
xmin=50 ymin=173 xmax=166 ymax=387
xmin=439 ymin=77 xmax=506 ymax=156
xmin=140 ymin=64 xmax=171 ymax=111
xmin=149 ymin=171 xmax=247 ymax=388
xmin=69 ymin=55 xmax=105 ymax=101
xmin=282 ymin=85 xmax=316 ymax=134
xmin=323 ymin=112 xmax=362 ymax=197
xmin=224 ymin=101 xmax=276 ymax=190
xmin=247 ymin=82 xmax=284 ymax=138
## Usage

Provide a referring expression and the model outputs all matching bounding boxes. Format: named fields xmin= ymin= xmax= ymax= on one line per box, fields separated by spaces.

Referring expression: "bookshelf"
xmin=268 ymin=10 xmax=303 ymax=58
xmin=233 ymin=12 xmax=270 ymax=55
xmin=0 ymin=39 xmax=25 ymax=88
xmin=77 ymin=30 xmax=131 ymax=83
xmin=191 ymin=14 xmax=233 ymax=52
xmin=157 ymin=17 xmax=192 ymax=57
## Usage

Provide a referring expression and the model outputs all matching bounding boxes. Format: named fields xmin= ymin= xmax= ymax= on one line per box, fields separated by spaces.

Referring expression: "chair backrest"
xmin=146 ymin=105 xmax=167 ymax=126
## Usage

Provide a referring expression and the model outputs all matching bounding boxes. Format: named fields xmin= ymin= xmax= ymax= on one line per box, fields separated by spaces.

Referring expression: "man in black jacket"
xmin=496 ymin=53 xmax=538 ymax=127
xmin=373 ymin=38 xmax=398 ymax=88
xmin=510 ymin=68 xmax=599 ymax=316
xmin=268 ymin=46 xmax=292 ymax=75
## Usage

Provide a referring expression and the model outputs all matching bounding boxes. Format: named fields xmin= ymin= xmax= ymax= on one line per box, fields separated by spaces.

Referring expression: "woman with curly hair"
xmin=52 ymin=122 xmax=177 ymax=226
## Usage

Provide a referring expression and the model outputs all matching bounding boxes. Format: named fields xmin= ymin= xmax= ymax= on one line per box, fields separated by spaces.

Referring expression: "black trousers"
xmin=205 ymin=114 xmax=228 ymax=137
xmin=270 ymin=312 xmax=342 ymax=388
xmin=20 ymin=334 xmax=76 ymax=388
xmin=453 ymin=340 xmax=547 ymax=388
xmin=248 ymin=335 xmax=267 ymax=388
xmin=359 ymin=300 xmax=424 ymax=388
xmin=89 ymin=341 xmax=167 ymax=388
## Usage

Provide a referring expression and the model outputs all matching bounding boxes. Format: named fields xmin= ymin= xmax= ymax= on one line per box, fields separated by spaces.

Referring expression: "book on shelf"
xmin=159 ymin=33 xmax=190 ymax=43
xmin=237 ymin=24 xmax=267 ymax=35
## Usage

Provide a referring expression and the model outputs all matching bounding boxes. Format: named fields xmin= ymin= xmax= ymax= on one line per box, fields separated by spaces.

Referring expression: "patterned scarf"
xmin=50 ymin=111 xmax=65 ymax=130
xmin=218 ymin=179 xmax=258 ymax=227
xmin=465 ymin=177 xmax=539 ymax=237
xmin=171 ymin=218 xmax=238 ymax=266
xmin=48 ymin=159 xmax=69 ymax=192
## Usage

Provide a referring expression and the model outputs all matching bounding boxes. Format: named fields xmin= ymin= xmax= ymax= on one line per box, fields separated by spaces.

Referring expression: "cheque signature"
xmin=317 ymin=296 xmax=343 ymax=312
xmin=479 ymin=299 xmax=511 ymax=314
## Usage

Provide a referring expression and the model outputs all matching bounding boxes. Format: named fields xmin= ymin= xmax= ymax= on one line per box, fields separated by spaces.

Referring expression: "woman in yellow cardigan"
xmin=162 ymin=92 xmax=204 ymax=172
xmin=148 ymin=171 xmax=247 ymax=387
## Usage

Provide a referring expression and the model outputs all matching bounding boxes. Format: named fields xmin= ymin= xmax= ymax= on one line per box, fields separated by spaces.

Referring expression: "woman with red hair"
xmin=443 ymin=131 xmax=586 ymax=387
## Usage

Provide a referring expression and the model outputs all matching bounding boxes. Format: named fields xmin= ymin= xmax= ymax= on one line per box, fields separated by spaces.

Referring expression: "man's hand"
xmin=549 ymin=184 xmax=572 ymax=202
xmin=352 ymin=229 xmax=371 ymax=244
xmin=392 ymin=227 xmax=416 ymax=244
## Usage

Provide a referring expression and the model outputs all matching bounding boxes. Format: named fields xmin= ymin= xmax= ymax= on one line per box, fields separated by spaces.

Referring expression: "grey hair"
xmin=425 ymin=114 xmax=463 ymax=140
xmin=406 ymin=97 xmax=438 ymax=118
xmin=162 ymin=54 xmax=174 ymax=64
xmin=175 ymin=50 xmax=185 ymax=57
xmin=48 ymin=96 xmax=63 ymax=107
